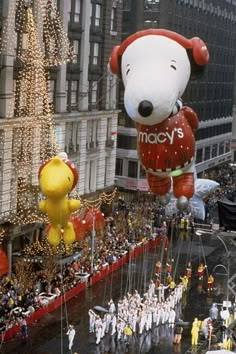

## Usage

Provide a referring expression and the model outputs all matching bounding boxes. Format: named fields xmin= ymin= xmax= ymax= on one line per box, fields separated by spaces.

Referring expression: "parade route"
xmin=2 ymin=230 xmax=234 ymax=354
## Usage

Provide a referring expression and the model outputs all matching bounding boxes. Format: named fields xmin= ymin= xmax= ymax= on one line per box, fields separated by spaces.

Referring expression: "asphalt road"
xmin=1 ymin=231 xmax=234 ymax=354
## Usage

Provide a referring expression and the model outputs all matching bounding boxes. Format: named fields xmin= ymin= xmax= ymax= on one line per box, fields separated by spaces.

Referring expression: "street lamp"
xmin=90 ymin=208 xmax=96 ymax=275
xmin=215 ymin=234 xmax=230 ymax=302
xmin=196 ymin=229 xmax=230 ymax=302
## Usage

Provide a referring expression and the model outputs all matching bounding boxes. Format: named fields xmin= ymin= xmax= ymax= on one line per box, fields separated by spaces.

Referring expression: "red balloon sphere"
xmin=70 ymin=216 xmax=87 ymax=240
xmin=0 ymin=248 xmax=8 ymax=275
xmin=83 ymin=208 xmax=105 ymax=232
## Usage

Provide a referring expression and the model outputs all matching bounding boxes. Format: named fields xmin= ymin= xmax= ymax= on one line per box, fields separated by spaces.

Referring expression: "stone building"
xmin=0 ymin=0 xmax=123 ymax=273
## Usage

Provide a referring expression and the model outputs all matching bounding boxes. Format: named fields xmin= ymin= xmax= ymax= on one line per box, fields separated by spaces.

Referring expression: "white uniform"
xmin=209 ymin=303 xmax=218 ymax=320
xmin=110 ymin=314 xmax=117 ymax=336
xmin=146 ymin=310 xmax=152 ymax=331
xmin=109 ymin=300 xmax=116 ymax=314
xmin=88 ymin=310 xmax=96 ymax=333
xmin=105 ymin=313 xmax=112 ymax=333
xmin=139 ymin=310 xmax=146 ymax=334
xmin=117 ymin=320 xmax=125 ymax=341
xmin=157 ymin=284 xmax=168 ymax=302
xmin=148 ymin=281 xmax=156 ymax=298
xmin=101 ymin=316 xmax=106 ymax=338
xmin=168 ymin=308 xmax=176 ymax=328
xmin=95 ymin=316 xmax=103 ymax=344
xmin=220 ymin=307 xmax=230 ymax=325
xmin=134 ymin=290 xmax=141 ymax=307
xmin=67 ymin=326 xmax=75 ymax=350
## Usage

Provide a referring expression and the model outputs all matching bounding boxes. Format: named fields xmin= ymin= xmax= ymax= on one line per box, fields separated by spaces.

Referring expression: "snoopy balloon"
xmin=109 ymin=29 xmax=209 ymax=209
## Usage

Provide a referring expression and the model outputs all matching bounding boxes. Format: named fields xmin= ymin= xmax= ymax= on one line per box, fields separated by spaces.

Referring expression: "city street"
xmin=1 ymin=230 xmax=234 ymax=354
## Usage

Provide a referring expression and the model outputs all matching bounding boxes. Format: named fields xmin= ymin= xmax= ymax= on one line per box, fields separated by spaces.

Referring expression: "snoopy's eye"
xmin=126 ymin=68 xmax=130 ymax=75
xmin=171 ymin=64 xmax=177 ymax=70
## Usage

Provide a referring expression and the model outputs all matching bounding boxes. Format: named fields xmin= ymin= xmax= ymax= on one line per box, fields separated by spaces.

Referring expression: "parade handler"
xmin=191 ymin=318 xmax=201 ymax=346
xmin=173 ymin=324 xmax=183 ymax=344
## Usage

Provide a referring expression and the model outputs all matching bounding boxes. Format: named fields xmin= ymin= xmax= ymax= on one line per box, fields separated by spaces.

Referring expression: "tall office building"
xmin=116 ymin=0 xmax=236 ymax=191
xmin=0 ymin=0 xmax=123 ymax=272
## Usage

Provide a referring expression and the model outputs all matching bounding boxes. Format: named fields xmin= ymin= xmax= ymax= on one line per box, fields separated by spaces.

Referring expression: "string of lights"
xmin=23 ymin=235 xmax=77 ymax=258
xmin=73 ymin=188 xmax=117 ymax=211
xmin=5 ymin=5 xmax=60 ymax=225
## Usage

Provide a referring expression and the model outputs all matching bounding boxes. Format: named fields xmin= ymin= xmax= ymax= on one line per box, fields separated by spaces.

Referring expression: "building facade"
xmin=0 ymin=0 xmax=123 ymax=273
xmin=116 ymin=0 xmax=236 ymax=191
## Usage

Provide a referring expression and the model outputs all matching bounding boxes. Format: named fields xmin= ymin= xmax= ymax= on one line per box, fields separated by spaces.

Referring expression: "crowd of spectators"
xmin=204 ymin=163 xmax=236 ymax=220
xmin=0 ymin=198 xmax=167 ymax=335
xmin=0 ymin=163 xmax=234 ymax=336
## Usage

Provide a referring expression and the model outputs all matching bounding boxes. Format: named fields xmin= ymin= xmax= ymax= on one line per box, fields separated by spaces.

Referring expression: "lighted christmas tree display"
xmin=0 ymin=0 xmax=73 ymax=225
xmin=43 ymin=0 xmax=74 ymax=66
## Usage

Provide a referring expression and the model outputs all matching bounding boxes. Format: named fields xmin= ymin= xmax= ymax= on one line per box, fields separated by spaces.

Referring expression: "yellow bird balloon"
xmin=38 ymin=154 xmax=80 ymax=246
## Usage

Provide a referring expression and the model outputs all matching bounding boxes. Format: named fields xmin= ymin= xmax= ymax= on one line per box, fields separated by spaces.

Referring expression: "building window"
xmin=104 ymin=157 xmax=108 ymax=186
xmin=204 ymin=146 xmax=211 ymax=161
xmin=116 ymin=158 xmax=123 ymax=176
xmin=93 ymin=43 xmax=99 ymax=65
xmin=74 ymin=0 xmax=81 ymax=22
xmin=117 ymin=135 xmax=137 ymax=150
xmin=69 ymin=0 xmax=81 ymax=23
xmin=66 ymin=80 xmax=79 ymax=111
xmin=72 ymin=40 xmax=80 ymax=64
xmin=71 ymin=81 xmax=78 ymax=108
xmin=212 ymin=144 xmax=218 ymax=158
xmin=85 ymin=160 xmax=96 ymax=192
xmin=110 ymin=6 xmax=117 ymax=33
xmin=95 ymin=4 xmax=101 ymax=27
xmin=219 ymin=142 xmax=225 ymax=155
xmin=225 ymin=141 xmax=230 ymax=153
xmin=65 ymin=122 xmax=80 ymax=154
xmin=139 ymin=164 xmax=146 ymax=179
xmin=89 ymin=81 xmax=98 ymax=110
xmin=106 ymin=117 xmax=113 ymax=139
xmin=86 ymin=120 xmax=98 ymax=149
xmin=123 ymin=0 xmax=131 ymax=11
xmin=196 ymin=149 xmax=203 ymax=164
xmin=128 ymin=160 xmax=138 ymax=178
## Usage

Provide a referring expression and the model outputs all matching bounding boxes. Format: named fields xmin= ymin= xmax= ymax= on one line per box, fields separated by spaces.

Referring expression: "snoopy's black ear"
xmin=187 ymin=48 xmax=206 ymax=80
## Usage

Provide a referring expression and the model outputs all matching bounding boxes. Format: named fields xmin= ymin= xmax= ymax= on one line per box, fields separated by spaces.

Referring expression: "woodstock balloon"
xmin=38 ymin=154 xmax=81 ymax=246
xmin=109 ymin=29 xmax=209 ymax=209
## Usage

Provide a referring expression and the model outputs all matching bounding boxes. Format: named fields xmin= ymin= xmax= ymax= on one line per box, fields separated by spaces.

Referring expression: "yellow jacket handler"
xmin=191 ymin=318 xmax=201 ymax=346
xmin=123 ymin=323 xmax=133 ymax=345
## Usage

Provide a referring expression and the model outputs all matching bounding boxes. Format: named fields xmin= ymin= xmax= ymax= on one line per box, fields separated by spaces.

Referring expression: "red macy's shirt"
xmin=136 ymin=106 xmax=198 ymax=174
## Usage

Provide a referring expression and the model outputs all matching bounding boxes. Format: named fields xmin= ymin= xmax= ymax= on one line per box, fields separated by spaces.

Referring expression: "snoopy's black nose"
xmin=138 ymin=100 xmax=153 ymax=117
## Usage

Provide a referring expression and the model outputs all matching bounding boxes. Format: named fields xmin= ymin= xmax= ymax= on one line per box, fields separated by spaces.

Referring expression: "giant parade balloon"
xmin=83 ymin=207 xmax=105 ymax=232
xmin=38 ymin=153 xmax=81 ymax=246
xmin=165 ymin=178 xmax=220 ymax=220
xmin=109 ymin=29 xmax=209 ymax=210
xmin=0 ymin=248 xmax=8 ymax=275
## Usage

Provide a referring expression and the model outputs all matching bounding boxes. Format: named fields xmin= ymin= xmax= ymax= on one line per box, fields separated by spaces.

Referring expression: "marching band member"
xmin=95 ymin=315 xmax=103 ymax=345
xmin=88 ymin=309 xmax=96 ymax=333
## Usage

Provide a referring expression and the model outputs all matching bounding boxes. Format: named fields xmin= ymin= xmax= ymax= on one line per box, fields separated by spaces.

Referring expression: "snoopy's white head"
xmin=109 ymin=29 xmax=209 ymax=126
